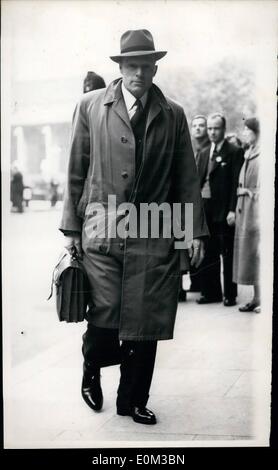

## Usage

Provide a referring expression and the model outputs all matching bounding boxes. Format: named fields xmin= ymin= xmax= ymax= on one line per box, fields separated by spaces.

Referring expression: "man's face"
xmin=207 ymin=117 xmax=225 ymax=144
xmin=191 ymin=118 xmax=207 ymax=139
xmin=120 ymin=57 xmax=157 ymax=98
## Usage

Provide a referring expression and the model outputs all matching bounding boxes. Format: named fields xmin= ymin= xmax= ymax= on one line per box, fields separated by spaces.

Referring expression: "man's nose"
xmin=135 ymin=68 xmax=144 ymax=77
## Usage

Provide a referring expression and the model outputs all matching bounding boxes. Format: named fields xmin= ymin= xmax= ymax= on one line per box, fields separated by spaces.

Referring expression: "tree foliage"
xmin=157 ymin=58 xmax=257 ymax=133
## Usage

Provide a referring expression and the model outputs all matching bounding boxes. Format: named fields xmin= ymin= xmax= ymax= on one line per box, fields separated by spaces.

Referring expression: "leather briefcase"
xmin=48 ymin=250 xmax=90 ymax=322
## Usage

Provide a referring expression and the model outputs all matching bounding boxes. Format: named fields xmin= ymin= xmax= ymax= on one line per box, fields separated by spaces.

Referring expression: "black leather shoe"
xmin=196 ymin=296 xmax=222 ymax=304
xmin=117 ymin=406 xmax=157 ymax=425
xmin=223 ymin=298 xmax=236 ymax=307
xmin=239 ymin=302 xmax=259 ymax=312
xmin=81 ymin=369 xmax=103 ymax=411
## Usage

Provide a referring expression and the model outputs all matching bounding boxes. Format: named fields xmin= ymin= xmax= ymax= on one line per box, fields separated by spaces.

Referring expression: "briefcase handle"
xmin=47 ymin=252 xmax=68 ymax=300
xmin=47 ymin=247 xmax=87 ymax=301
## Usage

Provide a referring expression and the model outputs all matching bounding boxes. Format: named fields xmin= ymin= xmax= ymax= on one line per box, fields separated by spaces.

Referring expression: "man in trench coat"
xmin=60 ymin=29 xmax=208 ymax=425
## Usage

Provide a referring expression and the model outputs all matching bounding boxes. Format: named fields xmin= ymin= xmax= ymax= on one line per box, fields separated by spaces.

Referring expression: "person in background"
xmin=11 ymin=164 xmax=24 ymax=213
xmin=191 ymin=115 xmax=211 ymax=165
xmin=83 ymin=71 xmax=106 ymax=93
xmin=196 ymin=113 xmax=244 ymax=306
xmin=233 ymin=118 xmax=260 ymax=313
xmin=49 ymin=179 xmax=59 ymax=208
xmin=187 ymin=115 xmax=210 ymax=295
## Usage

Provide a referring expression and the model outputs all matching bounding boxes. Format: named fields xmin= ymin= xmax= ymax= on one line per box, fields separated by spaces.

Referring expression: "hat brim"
xmin=110 ymin=50 xmax=167 ymax=63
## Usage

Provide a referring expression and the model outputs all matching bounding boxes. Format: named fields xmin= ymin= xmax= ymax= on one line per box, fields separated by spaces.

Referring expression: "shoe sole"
xmin=133 ymin=416 xmax=157 ymax=425
xmin=117 ymin=410 xmax=156 ymax=425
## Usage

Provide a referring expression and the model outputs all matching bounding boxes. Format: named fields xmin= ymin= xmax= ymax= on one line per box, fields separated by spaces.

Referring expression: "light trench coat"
xmin=233 ymin=145 xmax=260 ymax=285
xmin=60 ymin=78 xmax=208 ymax=340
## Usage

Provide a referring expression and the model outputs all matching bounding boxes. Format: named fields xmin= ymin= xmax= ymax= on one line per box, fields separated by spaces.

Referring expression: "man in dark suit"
xmin=196 ymin=113 xmax=244 ymax=306
xmin=189 ymin=115 xmax=211 ymax=293
xmin=191 ymin=115 xmax=211 ymax=165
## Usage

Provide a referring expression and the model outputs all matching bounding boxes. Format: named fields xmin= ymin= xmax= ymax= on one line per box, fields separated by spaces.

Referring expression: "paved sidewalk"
xmin=3 ymin=207 xmax=270 ymax=448
xmin=5 ymin=290 xmax=268 ymax=448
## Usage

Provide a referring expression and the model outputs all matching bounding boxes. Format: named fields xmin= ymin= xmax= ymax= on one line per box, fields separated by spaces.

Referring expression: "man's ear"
xmin=119 ymin=62 xmax=123 ymax=73
xmin=153 ymin=65 xmax=158 ymax=77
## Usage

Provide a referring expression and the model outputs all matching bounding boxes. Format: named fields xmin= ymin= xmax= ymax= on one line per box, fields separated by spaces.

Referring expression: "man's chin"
xmin=134 ymin=89 xmax=144 ymax=96
xmin=131 ymin=85 xmax=148 ymax=97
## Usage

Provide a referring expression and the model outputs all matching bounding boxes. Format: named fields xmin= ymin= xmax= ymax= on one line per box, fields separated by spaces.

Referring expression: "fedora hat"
xmin=110 ymin=29 xmax=167 ymax=63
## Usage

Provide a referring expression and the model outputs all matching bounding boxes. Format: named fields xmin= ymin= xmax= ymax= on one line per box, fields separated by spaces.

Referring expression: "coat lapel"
xmin=103 ymin=78 xmax=131 ymax=130
xmin=103 ymin=80 xmax=170 ymax=132
xmin=146 ymin=92 xmax=162 ymax=130
xmin=197 ymin=147 xmax=210 ymax=185
xmin=209 ymin=153 xmax=218 ymax=175
xmin=146 ymin=85 xmax=170 ymax=131
xmin=245 ymin=144 xmax=260 ymax=161
xmin=209 ymin=140 xmax=228 ymax=176
xmin=112 ymin=97 xmax=131 ymax=130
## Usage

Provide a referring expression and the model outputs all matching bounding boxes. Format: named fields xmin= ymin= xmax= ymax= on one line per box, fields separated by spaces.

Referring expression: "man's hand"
xmin=188 ymin=238 xmax=204 ymax=268
xmin=64 ymin=234 xmax=83 ymax=259
xmin=226 ymin=211 xmax=236 ymax=226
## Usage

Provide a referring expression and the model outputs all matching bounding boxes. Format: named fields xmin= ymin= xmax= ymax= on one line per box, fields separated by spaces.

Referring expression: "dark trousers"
xmin=189 ymin=266 xmax=201 ymax=291
xmin=82 ymin=324 xmax=157 ymax=410
xmin=199 ymin=199 xmax=237 ymax=300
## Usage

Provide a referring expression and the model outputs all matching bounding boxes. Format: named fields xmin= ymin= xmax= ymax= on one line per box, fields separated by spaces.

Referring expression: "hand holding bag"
xmin=47 ymin=249 xmax=90 ymax=322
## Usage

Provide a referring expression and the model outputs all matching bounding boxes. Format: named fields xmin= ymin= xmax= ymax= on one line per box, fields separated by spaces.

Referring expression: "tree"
xmin=157 ymin=57 xmax=256 ymax=134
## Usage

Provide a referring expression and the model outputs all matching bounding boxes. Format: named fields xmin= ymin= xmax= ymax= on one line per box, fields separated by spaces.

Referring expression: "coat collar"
xmin=216 ymin=138 xmax=229 ymax=157
xmin=244 ymin=144 xmax=260 ymax=160
xmin=103 ymin=78 xmax=170 ymax=130
xmin=193 ymin=136 xmax=210 ymax=154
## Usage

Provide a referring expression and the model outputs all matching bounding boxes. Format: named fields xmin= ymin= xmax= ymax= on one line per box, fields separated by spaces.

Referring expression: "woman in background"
xmin=233 ymin=118 xmax=260 ymax=313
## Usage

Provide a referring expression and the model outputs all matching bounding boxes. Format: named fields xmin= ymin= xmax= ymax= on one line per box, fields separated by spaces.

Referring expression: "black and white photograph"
xmin=2 ymin=0 xmax=277 ymax=449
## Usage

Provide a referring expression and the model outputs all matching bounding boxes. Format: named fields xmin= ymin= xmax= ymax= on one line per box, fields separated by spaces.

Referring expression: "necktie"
xmin=208 ymin=146 xmax=218 ymax=174
xmin=211 ymin=146 xmax=218 ymax=161
xmin=130 ymin=99 xmax=143 ymax=129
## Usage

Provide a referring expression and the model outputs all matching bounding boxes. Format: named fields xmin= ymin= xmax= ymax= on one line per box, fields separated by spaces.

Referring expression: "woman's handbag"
xmin=47 ymin=250 xmax=90 ymax=322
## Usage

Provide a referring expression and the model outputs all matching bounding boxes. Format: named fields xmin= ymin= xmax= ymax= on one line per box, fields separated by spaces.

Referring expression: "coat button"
xmin=119 ymin=243 xmax=124 ymax=250
xmin=121 ymin=136 xmax=128 ymax=143
xmin=238 ymin=208 xmax=242 ymax=213
xmin=121 ymin=171 xmax=128 ymax=179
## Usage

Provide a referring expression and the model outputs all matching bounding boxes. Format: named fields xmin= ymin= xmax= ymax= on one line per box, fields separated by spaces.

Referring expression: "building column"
xmin=41 ymin=125 xmax=60 ymax=179
xmin=13 ymin=126 xmax=27 ymax=172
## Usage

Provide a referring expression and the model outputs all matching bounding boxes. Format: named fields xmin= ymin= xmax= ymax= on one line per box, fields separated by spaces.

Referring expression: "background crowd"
xmin=181 ymin=113 xmax=260 ymax=313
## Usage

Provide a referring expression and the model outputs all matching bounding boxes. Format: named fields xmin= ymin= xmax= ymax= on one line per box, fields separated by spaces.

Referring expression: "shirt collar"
xmin=121 ymin=82 xmax=148 ymax=112
xmin=210 ymin=139 xmax=225 ymax=156
xmin=215 ymin=139 xmax=225 ymax=152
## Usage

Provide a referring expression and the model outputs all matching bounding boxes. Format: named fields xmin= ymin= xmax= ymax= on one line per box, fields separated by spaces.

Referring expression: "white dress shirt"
xmin=121 ymin=82 xmax=148 ymax=120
